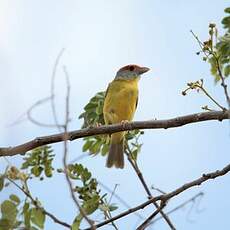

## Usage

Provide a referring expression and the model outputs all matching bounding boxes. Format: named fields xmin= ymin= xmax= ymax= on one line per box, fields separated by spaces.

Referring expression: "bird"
xmin=103 ymin=64 xmax=150 ymax=169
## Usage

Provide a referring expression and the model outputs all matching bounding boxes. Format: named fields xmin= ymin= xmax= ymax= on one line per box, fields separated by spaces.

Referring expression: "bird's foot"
xmin=95 ymin=122 xmax=102 ymax=127
xmin=87 ymin=122 xmax=102 ymax=129
xmin=121 ymin=120 xmax=129 ymax=125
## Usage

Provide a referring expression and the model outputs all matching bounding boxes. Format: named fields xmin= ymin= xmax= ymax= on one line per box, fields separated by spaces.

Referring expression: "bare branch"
xmin=27 ymin=96 xmax=64 ymax=128
xmin=62 ymin=67 xmax=95 ymax=229
xmin=125 ymin=145 xmax=176 ymax=229
xmin=0 ymin=110 xmax=229 ymax=157
xmin=98 ymin=181 xmax=144 ymax=220
xmin=147 ymin=192 xmax=204 ymax=228
xmin=51 ymin=48 xmax=65 ymax=132
xmin=83 ymin=162 xmax=230 ymax=229
xmin=215 ymin=57 xmax=230 ymax=109
xmin=136 ymin=201 xmax=166 ymax=230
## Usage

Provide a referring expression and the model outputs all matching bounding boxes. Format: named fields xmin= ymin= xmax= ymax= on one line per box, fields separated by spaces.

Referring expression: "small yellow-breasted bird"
xmin=103 ymin=64 xmax=150 ymax=169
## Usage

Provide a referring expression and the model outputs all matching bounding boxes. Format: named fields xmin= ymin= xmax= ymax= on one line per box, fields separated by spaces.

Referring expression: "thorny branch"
xmin=84 ymin=162 xmax=230 ymax=229
xmin=0 ymin=110 xmax=229 ymax=157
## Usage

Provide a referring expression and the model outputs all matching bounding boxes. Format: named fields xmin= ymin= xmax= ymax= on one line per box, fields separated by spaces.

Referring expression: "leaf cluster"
xmin=79 ymin=91 xmax=105 ymax=128
xmin=68 ymin=164 xmax=117 ymax=229
xmin=0 ymin=194 xmax=45 ymax=230
xmin=21 ymin=145 xmax=54 ymax=179
xmin=195 ymin=8 xmax=230 ymax=82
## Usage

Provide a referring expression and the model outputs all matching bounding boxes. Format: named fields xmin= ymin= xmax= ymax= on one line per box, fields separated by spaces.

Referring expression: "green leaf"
xmin=224 ymin=7 xmax=230 ymax=14
xmin=23 ymin=202 xmax=30 ymax=213
xmin=81 ymin=169 xmax=91 ymax=183
xmin=1 ymin=200 xmax=17 ymax=222
xmin=224 ymin=65 xmax=230 ymax=77
xmin=21 ymin=145 xmax=54 ymax=179
xmin=72 ymin=214 xmax=83 ymax=230
xmin=82 ymin=195 xmax=100 ymax=215
xmin=82 ymin=140 xmax=94 ymax=152
xmin=23 ymin=202 xmax=31 ymax=228
xmin=84 ymin=102 xmax=98 ymax=110
xmin=101 ymin=144 xmax=109 ymax=156
xmin=109 ymin=204 xmax=118 ymax=212
xmin=79 ymin=91 xmax=105 ymax=129
xmin=99 ymin=204 xmax=109 ymax=212
xmin=89 ymin=141 xmax=102 ymax=154
xmin=0 ymin=175 xmax=4 ymax=191
xmin=9 ymin=194 xmax=20 ymax=205
xmin=31 ymin=166 xmax=43 ymax=177
xmin=131 ymin=149 xmax=138 ymax=161
xmin=13 ymin=220 xmax=22 ymax=228
xmin=31 ymin=208 xmax=45 ymax=229
xmin=96 ymin=103 xmax=103 ymax=115
xmin=0 ymin=218 xmax=11 ymax=230
xmin=44 ymin=165 xmax=52 ymax=177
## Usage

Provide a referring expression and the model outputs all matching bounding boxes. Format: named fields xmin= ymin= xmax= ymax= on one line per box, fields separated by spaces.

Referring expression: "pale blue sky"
xmin=0 ymin=1 xmax=230 ymax=229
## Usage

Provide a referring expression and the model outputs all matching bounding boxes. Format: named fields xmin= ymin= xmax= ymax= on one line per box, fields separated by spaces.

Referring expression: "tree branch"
xmin=215 ymin=57 xmax=230 ymax=109
xmin=147 ymin=192 xmax=204 ymax=227
xmin=125 ymin=145 xmax=176 ymax=229
xmin=136 ymin=201 xmax=166 ymax=230
xmin=62 ymin=66 xmax=95 ymax=229
xmin=7 ymin=178 xmax=71 ymax=229
xmin=83 ymin=162 xmax=230 ymax=229
xmin=0 ymin=110 xmax=229 ymax=157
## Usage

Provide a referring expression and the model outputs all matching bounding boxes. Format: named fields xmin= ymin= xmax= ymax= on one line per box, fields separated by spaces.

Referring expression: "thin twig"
xmin=51 ymin=48 xmax=65 ymax=132
xmin=190 ymin=30 xmax=210 ymax=60
xmin=7 ymin=177 xmax=71 ymax=228
xmin=83 ymin=162 xmax=230 ymax=229
xmin=200 ymin=85 xmax=226 ymax=110
xmin=108 ymin=184 xmax=119 ymax=204
xmin=147 ymin=192 xmax=204 ymax=227
xmin=9 ymin=96 xmax=64 ymax=128
xmin=136 ymin=202 xmax=166 ymax=230
xmin=106 ymin=184 xmax=119 ymax=230
xmin=190 ymin=30 xmax=230 ymax=110
xmin=151 ymin=185 xmax=166 ymax=195
xmin=98 ymin=181 xmax=144 ymax=220
xmin=125 ymin=144 xmax=176 ymax=230
xmin=214 ymin=56 xmax=230 ymax=110
xmin=62 ymin=67 xmax=95 ymax=229
xmin=100 ymin=198 xmax=119 ymax=230
xmin=27 ymin=96 xmax=64 ymax=128
xmin=0 ymin=110 xmax=229 ymax=157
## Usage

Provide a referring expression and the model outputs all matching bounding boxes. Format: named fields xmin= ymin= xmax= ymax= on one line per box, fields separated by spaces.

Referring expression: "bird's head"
xmin=115 ymin=64 xmax=150 ymax=80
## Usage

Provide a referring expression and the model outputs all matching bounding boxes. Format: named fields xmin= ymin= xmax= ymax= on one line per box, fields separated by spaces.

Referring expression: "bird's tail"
xmin=106 ymin=132 xmax=124 ymax=169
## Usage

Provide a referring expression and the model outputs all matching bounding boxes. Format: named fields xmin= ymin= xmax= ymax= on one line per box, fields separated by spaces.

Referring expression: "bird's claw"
xmin=121 ymin=120 xmax=129 ymax=125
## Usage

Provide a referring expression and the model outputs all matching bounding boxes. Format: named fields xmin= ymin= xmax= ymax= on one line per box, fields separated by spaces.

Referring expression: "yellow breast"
xmin=103 ymin=78 xmax=139 ymax=125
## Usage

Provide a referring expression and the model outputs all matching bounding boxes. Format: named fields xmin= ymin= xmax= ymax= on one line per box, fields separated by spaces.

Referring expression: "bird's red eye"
xmin=129 ymin=66 xmax=135 ymax=71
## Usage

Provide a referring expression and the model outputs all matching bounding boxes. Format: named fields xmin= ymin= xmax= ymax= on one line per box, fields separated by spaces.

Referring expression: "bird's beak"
xmin=138 ymin=67 xmax=150 ymax=75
